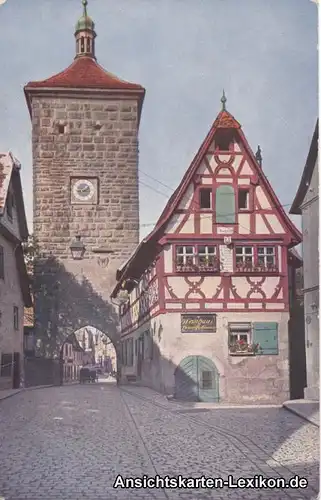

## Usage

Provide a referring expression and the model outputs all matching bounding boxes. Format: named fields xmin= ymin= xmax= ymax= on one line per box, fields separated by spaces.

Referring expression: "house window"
xmin=199 ymin=189 xmax=212 ymax=209
xmin=58 ymin=124 xmax=66 ymax=134
xmin=129 ymin=338 xmax=134 ymax=366
xmin=257 ymin=247 xmax=276 ymax=268
xmin=201 ymin=371 xmax=213 ymax=389
xmin=175 ymin=245 xmax=219 ymax=272
xmin=176 ymin=246 xmax=195 ymax=267
xmin=215 ymin=185 xmax=236 ymax=224
xmin=228 ymin=323 xmax=256 ymax=355
xmin=198 ymin=246 xmax=217 ymax=268
xmin=0 ymin=246 xmax=4 ymax=279
xmin=141 ymin=334 xmax=145 ymax=361
xmin=13 ymin=306 xmax=19 ymax=330
xmin=1 ymin=353 xmax=13 ymax=377
xmin=235 ymin=246 xmax=277 ymax=272
xmin=235 ymin=246 xmax=254 ymax=268
xmin=238 ymin=189 xmax=249 ymax=210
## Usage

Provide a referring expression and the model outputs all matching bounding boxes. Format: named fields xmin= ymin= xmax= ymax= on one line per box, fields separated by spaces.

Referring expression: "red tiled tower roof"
xmin=25 ymin=56 xmax=144 ymax=91
xmin=24 ymin=0 xmax=145 ymax=117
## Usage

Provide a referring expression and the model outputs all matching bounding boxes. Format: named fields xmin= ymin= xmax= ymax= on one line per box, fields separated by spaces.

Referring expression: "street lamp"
xmin=70 ymin=235 xmax=86 ymax=260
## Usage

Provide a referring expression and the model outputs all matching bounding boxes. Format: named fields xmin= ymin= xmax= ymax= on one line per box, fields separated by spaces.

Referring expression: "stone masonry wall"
xmin=31 ymin=96 xmax=141 ymax=353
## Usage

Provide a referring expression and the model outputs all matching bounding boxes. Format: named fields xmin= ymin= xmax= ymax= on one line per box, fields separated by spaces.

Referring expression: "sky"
xmin=0 ymin=0 xmax=318 ymax=240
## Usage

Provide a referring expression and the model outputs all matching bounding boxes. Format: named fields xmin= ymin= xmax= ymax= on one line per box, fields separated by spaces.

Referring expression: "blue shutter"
xmin=253 ymin=322 xmax=279 ymax=355
xmin=215 ymin=185 xmax=235 ymax=223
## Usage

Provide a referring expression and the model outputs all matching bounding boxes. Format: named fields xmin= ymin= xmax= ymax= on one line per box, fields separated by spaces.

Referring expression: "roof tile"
xmin=25 ymin=56 xmax=144 ymax=91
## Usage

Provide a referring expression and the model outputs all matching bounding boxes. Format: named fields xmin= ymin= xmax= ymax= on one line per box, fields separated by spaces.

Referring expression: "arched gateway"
xmin=174 ymin=356 xmax=220 ymax=402
xmin=24 ymin=1 xmax=145 ymax=365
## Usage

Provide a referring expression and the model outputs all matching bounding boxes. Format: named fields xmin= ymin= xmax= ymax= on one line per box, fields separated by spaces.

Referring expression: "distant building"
xmin=0 ymin=152 xmax=32 ymax=390
xmin=112 ymin=98 xmax=302 ymax=404
xmin=62 ymin=333 xmax=85 ymax=382
xmin=290 ymin=120 xmax=319 ymax=401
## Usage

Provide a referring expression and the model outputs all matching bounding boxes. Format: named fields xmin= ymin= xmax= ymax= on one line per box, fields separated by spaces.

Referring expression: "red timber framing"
xmin=112 ymin=104 xmax=302 ymax=323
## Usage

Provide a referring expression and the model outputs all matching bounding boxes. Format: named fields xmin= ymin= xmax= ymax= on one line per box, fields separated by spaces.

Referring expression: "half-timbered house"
xmin=111 ymin=95 xmax=302 ymax=404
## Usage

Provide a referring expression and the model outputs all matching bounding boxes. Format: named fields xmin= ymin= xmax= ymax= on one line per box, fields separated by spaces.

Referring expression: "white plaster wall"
xmin=0 ymin=234 xmax=25 ymax=386
xmin=127 ymin=310 xmax=290 ymax=403
xmin=256 ymin=186 xmax=271 ymax=209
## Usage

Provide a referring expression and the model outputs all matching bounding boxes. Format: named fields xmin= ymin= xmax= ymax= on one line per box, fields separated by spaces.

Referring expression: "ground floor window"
xmin=228 ymin=323 xmax=255 ymax=355
xmin=201 ymin=370 xmax=213 ymax=389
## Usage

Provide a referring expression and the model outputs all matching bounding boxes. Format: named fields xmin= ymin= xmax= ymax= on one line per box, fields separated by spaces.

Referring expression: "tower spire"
xmin=221 ymin=90 xmax=227 ymax=111
xmin=75 ymin=0 xmax=96 ymax=60
xmin=82 ymin=0 xmax=88 ymax=16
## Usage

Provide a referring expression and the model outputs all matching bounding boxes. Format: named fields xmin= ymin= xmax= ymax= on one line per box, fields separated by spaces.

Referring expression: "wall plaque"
xmin=217 ymin=227 xmax=234 ymax=234
xmin=181 ymin=314 xmax=216 ymax=333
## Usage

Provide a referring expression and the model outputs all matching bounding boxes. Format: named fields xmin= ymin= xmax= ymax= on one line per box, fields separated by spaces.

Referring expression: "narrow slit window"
xmin=199 ymin=188 xmax=212 ymax=209
xmin=238 ymin=189 xmax=249 ymax=210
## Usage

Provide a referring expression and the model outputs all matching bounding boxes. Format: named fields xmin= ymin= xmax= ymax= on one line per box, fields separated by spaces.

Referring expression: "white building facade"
xmin=112 ymin=101 xmax=302 ymax=404
xmin=291 ymin=121 xmax=319 ymax=401
xmin=0 ymin=152 xmax=31 ymax=389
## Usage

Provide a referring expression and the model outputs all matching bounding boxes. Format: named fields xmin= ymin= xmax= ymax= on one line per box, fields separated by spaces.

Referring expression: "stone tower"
xmin=24 ymin=0 xmax=145 ymax=355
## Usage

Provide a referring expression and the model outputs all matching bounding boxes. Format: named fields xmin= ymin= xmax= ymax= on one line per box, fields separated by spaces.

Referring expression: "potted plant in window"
xmin=229 ymin=339 xmax=260 ymax=356
xmin=198 ymin=256 xmax=220 ymax=272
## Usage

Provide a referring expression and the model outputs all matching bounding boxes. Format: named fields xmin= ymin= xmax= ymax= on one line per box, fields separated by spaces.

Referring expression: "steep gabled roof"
xmin=0 ymin=152 xmax=29 ymax=241
xmin=111 ymin=107 xmax=302 ymax=298
xmin=290 ymin=120 xmax=319 ymax=215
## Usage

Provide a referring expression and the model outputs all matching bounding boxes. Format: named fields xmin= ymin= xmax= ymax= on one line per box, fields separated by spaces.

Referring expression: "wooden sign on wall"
xmin=181 ymin=314 xmax=217 ymax=333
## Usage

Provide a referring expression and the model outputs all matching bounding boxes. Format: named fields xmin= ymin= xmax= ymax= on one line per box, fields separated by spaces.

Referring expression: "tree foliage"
xmin=22 ymin=233 xmax=39 ymax=275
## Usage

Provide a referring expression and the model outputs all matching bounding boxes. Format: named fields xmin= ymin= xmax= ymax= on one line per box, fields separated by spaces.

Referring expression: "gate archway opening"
xmin=60 ymin=326 xmax=117 ymax=384
xmin=174 ymin=355 xmax=220 ymax=402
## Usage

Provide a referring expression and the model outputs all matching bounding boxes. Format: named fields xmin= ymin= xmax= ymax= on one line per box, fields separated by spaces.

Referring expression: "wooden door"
xmin=175 ymin=355 xmax=219 ymax=402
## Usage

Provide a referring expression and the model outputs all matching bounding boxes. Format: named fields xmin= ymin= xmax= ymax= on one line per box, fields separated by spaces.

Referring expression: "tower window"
xmin=86 ymin=38 xmax=91 ymax=52
xmin=199 ymin=188 xmax=212 ymax=209
xmin=238 ymin=189 xmax=249 ymax=210
xmin=81 ymin=37 xmax=85 ymax=53
xmin=58 ymin=124 xmax=66 ymax=134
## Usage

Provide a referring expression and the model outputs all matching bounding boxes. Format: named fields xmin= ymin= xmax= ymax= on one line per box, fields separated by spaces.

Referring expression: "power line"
xmin=138 ymin=169 xmax=295 ymax=235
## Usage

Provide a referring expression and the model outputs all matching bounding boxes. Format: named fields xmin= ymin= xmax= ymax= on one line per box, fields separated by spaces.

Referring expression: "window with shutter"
xmin=215 ymin=185 xmax=236 ymax=224
xmin=253 ymin=322 xmax=279 ymax=355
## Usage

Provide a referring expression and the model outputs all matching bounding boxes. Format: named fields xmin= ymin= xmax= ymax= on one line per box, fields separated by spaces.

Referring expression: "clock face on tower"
xmin=70 ymin=178 xmax=98 ymax=204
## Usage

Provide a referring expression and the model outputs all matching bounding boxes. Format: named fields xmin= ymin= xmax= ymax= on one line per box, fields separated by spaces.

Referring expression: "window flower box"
xmin=229 ymin=340 xmax=261 ymax=356
xmin=176 ymin=257 xmax=220 ymax=273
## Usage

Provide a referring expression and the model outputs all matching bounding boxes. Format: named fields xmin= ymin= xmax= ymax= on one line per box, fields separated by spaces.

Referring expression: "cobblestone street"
xmin=0 ymin=382 xmax=319 ymax=500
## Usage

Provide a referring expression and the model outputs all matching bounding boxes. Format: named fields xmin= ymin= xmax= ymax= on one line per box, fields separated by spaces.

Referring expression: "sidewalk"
xmin=283 ymin=399 xmax=320 ymax=427
xmin=0 ymin=385 xmax=54 ymax=402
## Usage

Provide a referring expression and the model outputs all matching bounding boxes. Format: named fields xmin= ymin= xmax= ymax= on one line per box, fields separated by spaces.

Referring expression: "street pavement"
xmin=0 ymin=381 xmax=319 ymax=500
